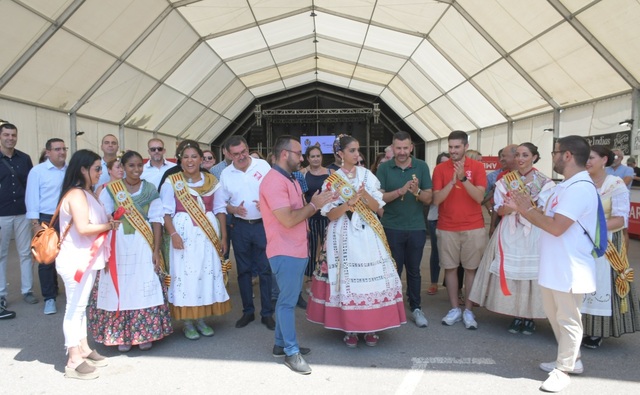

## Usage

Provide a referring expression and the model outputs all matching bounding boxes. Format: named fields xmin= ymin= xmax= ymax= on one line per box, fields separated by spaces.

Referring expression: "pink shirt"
xmin=260 ymin=169 xmax=308 ymax=259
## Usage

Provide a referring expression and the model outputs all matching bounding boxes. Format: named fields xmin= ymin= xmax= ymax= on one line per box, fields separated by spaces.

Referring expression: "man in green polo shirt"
xmin=376 ymin=131 xmax=433 ymax=328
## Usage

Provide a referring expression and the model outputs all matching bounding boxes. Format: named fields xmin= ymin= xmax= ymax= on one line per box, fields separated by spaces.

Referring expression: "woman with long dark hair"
xmin=90 ymin=151 xmax=172 ymax=352
xmin=57 ymin=149 xmax=117 ymax=379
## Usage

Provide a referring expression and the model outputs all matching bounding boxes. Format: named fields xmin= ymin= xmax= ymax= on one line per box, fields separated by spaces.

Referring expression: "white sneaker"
xmin=540 ymin=368 xmax=571 ymax=392
xmin=412 ymin=308 xmax=428 ymax=328
xmin=462 ymin=309 xmax=477 ymax=330
xmin=539 ymin=359 xmax=583 ymax=375
xmin=441 ymin=307 xmax=462 ymax=326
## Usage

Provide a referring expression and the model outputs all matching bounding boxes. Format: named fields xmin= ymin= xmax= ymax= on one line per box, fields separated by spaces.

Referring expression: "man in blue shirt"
xmin=26 ymin=138 xmax=68 ymax=315
xmin=0 ymin=123 xmax=36 ymax=312
xmin=606 ymin=149 xmax=634 ymax=190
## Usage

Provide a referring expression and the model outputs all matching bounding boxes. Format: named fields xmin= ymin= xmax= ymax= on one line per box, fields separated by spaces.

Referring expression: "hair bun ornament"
xmin=333 ymin=134 xmax=347 ymax=154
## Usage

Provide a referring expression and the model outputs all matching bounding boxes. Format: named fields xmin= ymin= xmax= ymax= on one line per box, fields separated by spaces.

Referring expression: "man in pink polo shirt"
xmin=259 ymin=135 xmax=335 ymax=375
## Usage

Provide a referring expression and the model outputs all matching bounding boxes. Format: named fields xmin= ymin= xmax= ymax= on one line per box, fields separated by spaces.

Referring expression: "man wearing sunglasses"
xmin=25 ymin=138 xmax=68 ymax=315
xmin=141 ymin=138 xmax=176 ymax=189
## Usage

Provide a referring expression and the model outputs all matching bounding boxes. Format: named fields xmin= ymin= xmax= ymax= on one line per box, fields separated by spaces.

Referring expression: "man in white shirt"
xmin=507 ymin=135 xmax=597 ymax=393
xmin=141 ymin=138 xmax=176 ymax=189
xmin=26 ymin=138 xmax=68 ymax=315
xmin=214 ymin=136 xmax=274 ymax=331
xmin=97 ymin=134 xmax=119 ymax=186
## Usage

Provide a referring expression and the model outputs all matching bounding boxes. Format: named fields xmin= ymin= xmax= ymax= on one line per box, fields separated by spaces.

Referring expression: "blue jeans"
xmin=38 ymin=213 xmax=59 ymax=301
xmin=231 ymin=220 xmax=272 ymax=317
xmin=428 ymin=220 xmax=440 ymax=284
xmin=384 ymin=228 xmax=426 ymax=311
xmin=269 ymin=255 xmax=307 ymax=356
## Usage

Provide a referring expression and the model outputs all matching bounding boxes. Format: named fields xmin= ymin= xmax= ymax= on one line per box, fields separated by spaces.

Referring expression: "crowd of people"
xmin=1 ymin=121 xmax=639 ymax=391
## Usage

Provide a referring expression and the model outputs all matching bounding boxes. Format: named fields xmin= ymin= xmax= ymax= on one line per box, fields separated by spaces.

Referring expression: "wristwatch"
xmin=460 ymin=176 xmax=467 ymax=182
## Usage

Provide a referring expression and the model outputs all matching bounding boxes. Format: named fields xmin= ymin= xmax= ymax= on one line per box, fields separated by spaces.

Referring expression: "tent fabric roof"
xmin=1 ymin=0 xmax=638 ymax=144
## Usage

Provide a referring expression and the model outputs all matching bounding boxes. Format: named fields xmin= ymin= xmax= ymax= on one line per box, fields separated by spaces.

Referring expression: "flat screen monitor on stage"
xmin=301 ymin=135 xmax=335 ymax=155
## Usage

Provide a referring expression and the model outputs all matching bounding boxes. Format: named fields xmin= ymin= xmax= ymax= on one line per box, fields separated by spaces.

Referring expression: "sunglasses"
xmin=149 ymin=147 xmax=164 ymax=152
xmin=204 ymin=156 xmax=214 ymax=160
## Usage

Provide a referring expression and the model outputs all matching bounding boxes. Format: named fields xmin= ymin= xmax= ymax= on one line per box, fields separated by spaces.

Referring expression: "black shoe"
xmin=0 ymin=296 xmax=7 ymax=309
xmin=582 ymin=336 xmax=602 ymax=349
xmin=0 ymin=307 xmax=16 ymax=320
xmin=284 ymin=352 xmax=312 ymax=375
xmin=296 ymin=294 xmax=307 ymax=309
xmin=235 ymin=314 xmax=255 ymax=328
xmin=261 ymin=315 xmax=276 ymax=330
xmin=273 ymin=345 xmax=311 ymax=357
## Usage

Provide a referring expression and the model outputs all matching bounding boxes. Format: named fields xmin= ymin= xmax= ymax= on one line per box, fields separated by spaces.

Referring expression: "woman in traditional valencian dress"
xmin=159 ymin=140 xmax=231 ymax=340
xmin=306 ymin=135 xmax=406 ymax=348
xmin=469 ymin=143 xmax=555 ymax=335
xmin=581 ymin=146 xmax=639 ymax=348
xmin=90 ymin=151 xmax=172 ymax=352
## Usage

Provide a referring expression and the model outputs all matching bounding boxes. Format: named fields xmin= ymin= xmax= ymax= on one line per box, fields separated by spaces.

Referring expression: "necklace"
xmin=124 ymin=178 xmax=141 ymax=187
xmin=342 ymin=167 xmax=356 ymax=179
xmin=187 ymin=174 xmax=202 ymax=183
xmin=519 ymin=168 xmax=534 ymax=178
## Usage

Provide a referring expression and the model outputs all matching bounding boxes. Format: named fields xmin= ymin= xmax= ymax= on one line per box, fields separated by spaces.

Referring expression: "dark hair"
xmin=273 ymin=135 xmax=295 ymax=159
xmin=305 ymin=144 xmax=323 ymax=157
xmin=519 ymin=142 xmax=541 ymax=164
xmin=60 ymin=149 xmax=101 ymax=199
xmin=121 ymin=150 xmax=143 ymax=165
xmin=45 ymin=138 xmax=64 ymax=151
xmin=393 ymin=131 xmax=412 ymax=143
xmin=224 ymin=135 xmax=248 ymax=151
xmin=38 ymin=149 xmax=48 ymax=164
xmin=436 ymin=152 xmax=450 ymax=164
xmin=371 ymin=152 xmax=386 ymax=174
xmin=177 ymin=139 xmax=202 ymax=159
xmin=590 ymin=145 xmax=614 ymax=167
xmin=497 ymin=148 xmax=504 ymax=157
xmin=448 ymin=130 xmax=468 ymax=145
xmin=333 ymin=134 xmax=357 ymax=154
xmin=557 ymin=135 xmax=590 ymax=167
xmin=0 ymin=123 xmax=17 ymax=132
xmin=358 ymin=150 xmax=367 ymax=165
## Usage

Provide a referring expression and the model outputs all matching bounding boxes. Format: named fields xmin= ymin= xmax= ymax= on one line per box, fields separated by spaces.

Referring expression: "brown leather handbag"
xmin=30 ymin=199 xmax=72 ymax=265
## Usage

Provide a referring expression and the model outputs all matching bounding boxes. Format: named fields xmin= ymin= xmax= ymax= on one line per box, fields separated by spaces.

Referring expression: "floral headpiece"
xmin=333 ymin=134 xmax=348 ymax=154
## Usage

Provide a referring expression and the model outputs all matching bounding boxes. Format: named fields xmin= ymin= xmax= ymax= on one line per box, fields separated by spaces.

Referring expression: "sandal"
xmin=183 ymin=320 xmax=200 ymax=340
xmin=65 ymin=361 xmax=99 ymax=380
xmin=364 ymin=333 xmax=379 ymax=347
xmin=427 ymin=285 xmax=438 ymax=295
xmin=343 ymin=333 xmax=358 ymax=348
xmin=196 ymin=319 xmax=215 ymax=337
xmin=138 ymin=342 xmax=153 ymax=351
xmin=84 ymin=350 xmax=108 ymax=367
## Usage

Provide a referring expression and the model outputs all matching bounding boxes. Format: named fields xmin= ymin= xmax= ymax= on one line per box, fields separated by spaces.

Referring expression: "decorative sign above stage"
xmin=584 ymin=130 xmax=631 ymax=155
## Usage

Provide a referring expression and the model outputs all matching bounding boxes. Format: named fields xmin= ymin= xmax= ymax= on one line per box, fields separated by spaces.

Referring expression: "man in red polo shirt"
xmin=432 ymin=130 xmax=487 ymax=330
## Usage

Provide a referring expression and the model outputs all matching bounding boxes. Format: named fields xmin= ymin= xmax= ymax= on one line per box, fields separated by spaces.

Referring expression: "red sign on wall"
xmin=629 ymin=202 xmax=640 ymax=238
xmin=482 ymin=156 xmax=500 ymax=173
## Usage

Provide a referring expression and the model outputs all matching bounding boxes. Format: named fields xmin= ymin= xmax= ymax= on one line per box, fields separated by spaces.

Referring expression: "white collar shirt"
xmin=213 ymin=158 xmax=271 ymax=220
xmin=141 ymin=159 xmax=176 ymax=190
xmin=25 ymin=159 xmax=67 ymax=218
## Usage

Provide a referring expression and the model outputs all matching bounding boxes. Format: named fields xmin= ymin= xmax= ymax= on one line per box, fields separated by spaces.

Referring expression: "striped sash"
xmin=169 ymin=173 xmax=231 ymax=282
xmin=605 ymin=240 xmax=634 ymax=313
xmin=326 ymin=172 xmax=394 ymax=260
xmin=106 ymin=180 xmax=155 ymax=249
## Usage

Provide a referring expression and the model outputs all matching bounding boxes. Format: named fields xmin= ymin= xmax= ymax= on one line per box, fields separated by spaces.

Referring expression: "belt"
xmin=234 ymin=217 xmax=262 ymax=225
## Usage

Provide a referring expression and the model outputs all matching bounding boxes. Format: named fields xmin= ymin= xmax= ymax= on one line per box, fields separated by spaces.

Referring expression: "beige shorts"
xmin=437 ymin=228 xmax=487 ymax=270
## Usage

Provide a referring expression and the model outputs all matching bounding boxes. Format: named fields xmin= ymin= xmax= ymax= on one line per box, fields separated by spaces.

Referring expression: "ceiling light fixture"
xmin=543 ymin=128 xmax=554 ymax=132
xmin=619 ymin=119 xmax=633 ymax=128
xmin=313 ymin=39 xmax=318 ymax=43
xmin=310 ymin=11 xmax=317 ymax=17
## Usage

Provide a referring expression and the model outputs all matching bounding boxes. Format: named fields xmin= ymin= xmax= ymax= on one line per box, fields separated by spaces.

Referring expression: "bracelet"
xmin=309 ymin=202 xmax=317 ymax=211
xmin=526 ymin=206 xmax=536 ymax=212
xmin=171 ymin=232 xmax=178 ymax=237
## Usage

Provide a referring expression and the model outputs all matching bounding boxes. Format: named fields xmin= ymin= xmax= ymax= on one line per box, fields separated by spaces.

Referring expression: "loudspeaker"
xmin=370 ymin=124 xmax=384 ymax=141
xmin=250 ymin=126 xmax=263 ymax=144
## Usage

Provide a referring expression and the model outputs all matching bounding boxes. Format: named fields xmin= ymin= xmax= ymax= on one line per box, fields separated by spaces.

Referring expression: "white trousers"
xmin=541 ymin=286 xmax=584 ymax=371
xmin=58 ymin=265 xmax=96 ymax=348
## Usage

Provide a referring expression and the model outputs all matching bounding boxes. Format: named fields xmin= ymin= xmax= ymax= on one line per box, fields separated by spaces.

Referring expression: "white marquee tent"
xmin=1 ymin=0 xmax=639 ymax=174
